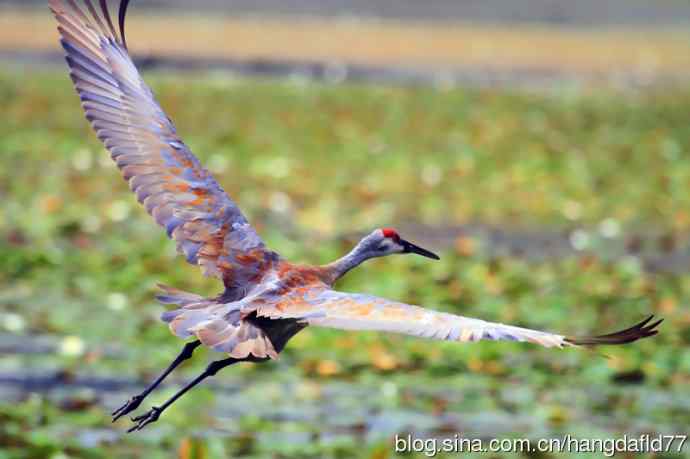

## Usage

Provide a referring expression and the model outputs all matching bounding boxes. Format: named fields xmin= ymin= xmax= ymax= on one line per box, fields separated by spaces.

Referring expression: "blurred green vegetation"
xmin=0 ymin=68 xmax=689 ymax=458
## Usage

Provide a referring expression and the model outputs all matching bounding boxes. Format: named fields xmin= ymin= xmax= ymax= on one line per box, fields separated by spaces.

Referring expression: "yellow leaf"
xmin=369 ymin=345 xmax=398 ymax=371
xmin=39 ymin=195 xmax=63 ymax=214
xmin=316 ymin=359 xmax=340 ymax=376
xmin=454 ymin=235 xmax=476 ymax=257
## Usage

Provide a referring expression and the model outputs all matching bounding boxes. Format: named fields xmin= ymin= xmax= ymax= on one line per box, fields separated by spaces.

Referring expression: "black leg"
xmin=112 ymin=340 xmax=201 ymax=422
xmin=127 ymin=354 xmax=268 ymax=432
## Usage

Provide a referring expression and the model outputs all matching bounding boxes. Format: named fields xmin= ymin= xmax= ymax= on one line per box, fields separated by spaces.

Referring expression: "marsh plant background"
xmin=1 ymin=4 xmax=690 ymax=458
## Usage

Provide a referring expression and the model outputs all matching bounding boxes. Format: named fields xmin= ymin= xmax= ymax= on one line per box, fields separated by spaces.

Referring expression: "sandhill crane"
xmin=50 ymin=0 xmax=662 ymax=432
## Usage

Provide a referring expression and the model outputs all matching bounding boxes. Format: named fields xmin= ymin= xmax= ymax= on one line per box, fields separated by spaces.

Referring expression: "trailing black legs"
xmin=112 ymin=340 xmax=201 ymax=422
xmin=127 ymin=354 xmax=268 ymax=432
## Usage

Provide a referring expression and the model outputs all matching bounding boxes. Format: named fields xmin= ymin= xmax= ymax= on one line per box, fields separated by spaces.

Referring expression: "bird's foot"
xmin=112 ymin=394 xmax=144 ymax=423
xmin=127 ymin=406 xmax=162 ymax=432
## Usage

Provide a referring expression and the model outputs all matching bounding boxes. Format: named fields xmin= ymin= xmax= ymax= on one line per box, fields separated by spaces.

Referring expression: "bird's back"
xmin=158 ymin=260 xmax=331 ymax=358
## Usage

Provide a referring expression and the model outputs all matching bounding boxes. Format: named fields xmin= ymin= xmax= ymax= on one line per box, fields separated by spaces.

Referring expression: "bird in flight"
xmin=50 ymin=0 xmax=662 ymax=432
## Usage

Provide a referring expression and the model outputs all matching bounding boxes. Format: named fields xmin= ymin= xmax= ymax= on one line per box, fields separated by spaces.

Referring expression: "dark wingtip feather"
xmin=564 ymin=315 xmax=663 ymax=346
xmin=118 ymin=0 xmax=131 ymax=49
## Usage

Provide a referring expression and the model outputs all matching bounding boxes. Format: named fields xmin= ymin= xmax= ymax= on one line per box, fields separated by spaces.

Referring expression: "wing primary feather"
xmin=564 ymin=316 xmax=663 ymax=346
xmin=65 ymin=0 xmax=93 ymax=29
xmin=82 ymin=0 xmax=110 ymax=39
xmin=118 ymin=0 xmax=131 ymax=49
xmin=99 ymin=0 xmax=118 ymax=41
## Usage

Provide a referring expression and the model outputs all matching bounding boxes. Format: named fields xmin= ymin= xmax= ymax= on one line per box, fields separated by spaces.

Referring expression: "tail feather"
xmin=191 ymin=317 xmax=278 ymax=359
xmin=157 ymin=284 xmax=278 ymax=359
xmin=155 ymin=283 xmax=206 ymax=306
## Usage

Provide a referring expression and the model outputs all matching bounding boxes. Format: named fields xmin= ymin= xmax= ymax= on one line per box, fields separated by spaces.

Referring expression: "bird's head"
xmin=357 ymin=228 xmax=440 ymax=261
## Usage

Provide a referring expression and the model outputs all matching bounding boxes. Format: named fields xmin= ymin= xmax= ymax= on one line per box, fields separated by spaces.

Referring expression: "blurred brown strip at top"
xmin=1 ymin=10 xmax=690 ymax=76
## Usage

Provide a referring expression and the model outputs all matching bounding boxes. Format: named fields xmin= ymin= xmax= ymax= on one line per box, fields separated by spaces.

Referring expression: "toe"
xmin=112 ymin=395 xmax=143 ymax=422
xmin=126 ymin=407 xmax=162 ymax=432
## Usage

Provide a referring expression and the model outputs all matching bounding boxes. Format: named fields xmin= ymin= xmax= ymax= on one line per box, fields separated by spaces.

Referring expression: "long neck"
xmin=323 ymin=245 xmax=372 ymax=284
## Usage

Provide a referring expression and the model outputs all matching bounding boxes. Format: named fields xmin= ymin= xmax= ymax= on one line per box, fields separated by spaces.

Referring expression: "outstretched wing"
xmin=257 ymin=289 xmax=661 ymax=348
xmin=50 ymin=0 xmax=276 ymax=287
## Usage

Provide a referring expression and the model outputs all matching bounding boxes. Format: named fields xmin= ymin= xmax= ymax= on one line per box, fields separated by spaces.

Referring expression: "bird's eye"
xmin=377 ymin=245 xmax=388 ymax=252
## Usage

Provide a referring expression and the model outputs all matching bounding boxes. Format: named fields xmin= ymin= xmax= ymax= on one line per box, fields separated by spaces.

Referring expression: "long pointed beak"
xmin=400 ymin=239 xmax=440 ymax=260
